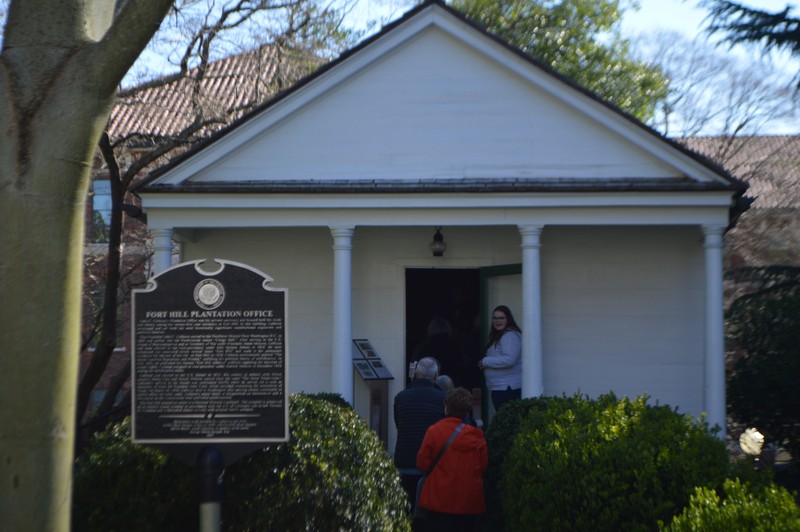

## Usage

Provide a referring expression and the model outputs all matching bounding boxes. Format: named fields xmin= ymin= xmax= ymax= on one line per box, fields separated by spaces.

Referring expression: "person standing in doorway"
xmin=413 ymin=316 xmax=466 ymax=387
xmin=478 ymin=305 xmax=522 ymax=413
xmin=393 ymin=357 xmax=446 ymax=514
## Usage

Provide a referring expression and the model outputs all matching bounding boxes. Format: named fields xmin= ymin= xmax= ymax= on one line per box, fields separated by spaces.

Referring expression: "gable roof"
xmin=136 ymin=0 xmax=744 ymax=195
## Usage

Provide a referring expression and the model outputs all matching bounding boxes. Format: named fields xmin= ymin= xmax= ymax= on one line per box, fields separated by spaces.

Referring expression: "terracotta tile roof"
xmin=680 ymin=136 xmax=800 ymax=209
xmin=108 ymin=45 xmax=313 ymax=145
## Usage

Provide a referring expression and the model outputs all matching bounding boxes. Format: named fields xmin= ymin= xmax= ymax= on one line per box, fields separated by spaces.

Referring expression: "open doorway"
xmin=404 ymin=268 xmax=482 ymax=390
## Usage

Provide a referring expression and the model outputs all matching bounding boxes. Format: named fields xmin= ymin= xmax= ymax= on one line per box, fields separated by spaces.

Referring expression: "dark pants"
xmin=400 ymin=472 xmax=427 ymax=531
xmin=491 ymin=386 xmax=521 ymax=413
xmin=400 ymin=472 xmax=423 ymax=511
xmin=421 ymin=510 xmax=482 ymax=532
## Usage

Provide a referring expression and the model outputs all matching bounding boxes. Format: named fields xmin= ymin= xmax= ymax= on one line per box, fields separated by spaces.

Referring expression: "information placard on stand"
xmin=352 ymin=339 xmax=393 ymax=380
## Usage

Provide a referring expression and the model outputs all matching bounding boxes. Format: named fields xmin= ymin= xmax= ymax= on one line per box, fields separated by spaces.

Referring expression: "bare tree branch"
xmin=78 ymin=0 xmax=358 ymax=438
xmin=639 ymin=30 xmax=796 ymax=138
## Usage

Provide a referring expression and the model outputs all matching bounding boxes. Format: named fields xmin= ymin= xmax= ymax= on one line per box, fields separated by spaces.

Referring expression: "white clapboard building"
xmin=137 ymin=0 xmax=746 ymax=444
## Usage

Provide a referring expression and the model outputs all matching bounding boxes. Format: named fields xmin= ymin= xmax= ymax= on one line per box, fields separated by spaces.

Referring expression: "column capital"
xmin=702 ymin=225 xmax=726 ymax=248
xmin=151 ymin=227 xmax=173 ymax=239
xmin=330 ymin=226 xmax=355 ymax=238
xmin=518 ymin=225 xmax=543 ymax=249
xmin=149 ymin=228 xmax=174 ymax=275
xmin=330 ymin=227 xmax=355 ymax=250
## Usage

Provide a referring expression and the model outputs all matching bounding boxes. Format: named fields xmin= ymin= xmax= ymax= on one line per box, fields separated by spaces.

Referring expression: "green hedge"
xmin=224 ymin=393 xmax=409 ymax=530
xmin=73 ymin=393 xmax=410 ymax=531
xmin=483 ymin=396 xmax=558 ymax=531
xmin=661 ymin=478 xmax=800 ymax=531
xmin=500 ymin=393 xmax=729 ymax=531
xmin=72 ymin=417 xmax=196 ymax=531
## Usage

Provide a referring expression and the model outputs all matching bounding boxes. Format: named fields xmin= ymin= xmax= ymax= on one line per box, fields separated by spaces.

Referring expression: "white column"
xmin=519 ymin=225 xmax=544 ymax=397
xmin=151 ymin=228 xmax=174 ymax=275
xmin=703 ymin=225 xmax=726 ymax=440
xmin=330 ymin=227 xmax=355 ymax=404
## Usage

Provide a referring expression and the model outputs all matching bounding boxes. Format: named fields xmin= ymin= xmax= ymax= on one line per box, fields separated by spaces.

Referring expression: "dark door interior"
xmin=405 ymin=268 xmax=481 ymax=388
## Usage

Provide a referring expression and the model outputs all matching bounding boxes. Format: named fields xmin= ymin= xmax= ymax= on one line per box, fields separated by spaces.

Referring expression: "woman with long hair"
xmin=478 ymin=305 xmax=522 ymax=413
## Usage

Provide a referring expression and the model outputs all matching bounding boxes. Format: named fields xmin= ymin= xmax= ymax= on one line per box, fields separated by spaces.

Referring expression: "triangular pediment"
xmin=144 ymin=1 xmax=738 ymax=192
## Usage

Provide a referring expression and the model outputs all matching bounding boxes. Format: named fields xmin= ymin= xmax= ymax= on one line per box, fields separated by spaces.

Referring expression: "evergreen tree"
xmin=703 ymin=1 xmax=800 ymax=57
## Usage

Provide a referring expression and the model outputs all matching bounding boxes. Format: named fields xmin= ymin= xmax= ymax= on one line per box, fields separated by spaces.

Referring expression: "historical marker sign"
xmin=132 ymin=259 xmax=288 ymax=445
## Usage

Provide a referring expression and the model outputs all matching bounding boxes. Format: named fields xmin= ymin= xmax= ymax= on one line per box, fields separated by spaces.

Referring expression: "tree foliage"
xmin=703 ymin=1 xmax=800 ymax=57
xmin=726 ymin=266 xmax=800 ymax=458
xmin=448 ymin=0 xmax=668 ymax=121
xmin=661 ymin=478 xmax=800 ymax=531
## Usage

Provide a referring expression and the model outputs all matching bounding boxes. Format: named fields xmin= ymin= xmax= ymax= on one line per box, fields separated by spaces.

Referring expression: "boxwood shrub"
xmin=72 ymin=417 xmax=196 ymax=531
xmin=224 ymin=393 xmax=409 ymax=530
xmin=483 ymin=396 xmax=569 ymax=530
xmin=73 ymin=393 xmax=410 ymax=531
xmin=661 ymin=478 xmax=800 ymax=531
xmin=501 ymin=393 xmax=729 ymax=532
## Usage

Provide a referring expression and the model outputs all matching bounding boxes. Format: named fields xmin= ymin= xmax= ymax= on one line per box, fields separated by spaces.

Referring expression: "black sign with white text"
xmin=132 ymin=259 xmax=288 ymax=445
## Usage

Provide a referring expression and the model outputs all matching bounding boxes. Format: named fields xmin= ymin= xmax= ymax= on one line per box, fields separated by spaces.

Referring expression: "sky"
xmin=621 ymin=0 xmax=793 ymax=41
xmin=348 ymin=1 xmax=796 ymax=42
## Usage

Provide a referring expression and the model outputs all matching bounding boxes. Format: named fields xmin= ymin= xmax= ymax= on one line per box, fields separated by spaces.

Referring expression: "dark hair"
xmin=427 ymin=316 xmax=452 ymax=337
xmin=486 ymin=305 xmax=521 ymax=348
xmin=445 ymin=388 xmax=473 ymax=419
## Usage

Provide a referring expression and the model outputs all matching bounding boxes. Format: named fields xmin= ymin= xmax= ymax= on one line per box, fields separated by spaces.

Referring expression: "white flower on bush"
xmin=739 ymin=427 xmax=765 ymax=456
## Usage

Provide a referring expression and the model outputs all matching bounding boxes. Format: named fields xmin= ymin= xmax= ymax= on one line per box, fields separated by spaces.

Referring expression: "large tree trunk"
xmin=0 ymin=1 xmax=172 ymax=529
xmin=0 ymin=155 xmax=92 ymax=530
xmin=0 ymin=58 xmax=109 ymax=532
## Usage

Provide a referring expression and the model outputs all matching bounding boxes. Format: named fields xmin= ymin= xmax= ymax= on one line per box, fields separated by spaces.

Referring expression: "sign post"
xmin=132 ymin=259 xmax=288 ymax=529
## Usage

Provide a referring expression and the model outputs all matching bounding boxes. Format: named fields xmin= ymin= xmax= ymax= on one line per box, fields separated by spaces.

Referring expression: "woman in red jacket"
xmin=416 ymin=387 xmax=488 ymax=531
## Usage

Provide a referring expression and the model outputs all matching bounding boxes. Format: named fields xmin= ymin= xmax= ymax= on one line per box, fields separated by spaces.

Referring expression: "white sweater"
xmin=482 ymin=330 xmax=522 ymax=391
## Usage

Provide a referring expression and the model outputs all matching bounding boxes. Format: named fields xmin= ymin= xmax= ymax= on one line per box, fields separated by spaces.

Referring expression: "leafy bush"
xmin=483 ymin=396 xmax=573 ymax=531
xmin=301 ymin=391 xmax=353 ymax=409
xmin=72 ymin=417 xmax=196 ymax=531
xmin=726 ymin=266 xmax=800 ymax=458
xmin=661 ymin=478 xmax=800 ymax=531
xmin=224 ymin=394 xmax=409 ymax=530
xmin=501 ymin=393 xmax=729 ymax=532
xmin=73 ymin=394 xmax=410 ymax=531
